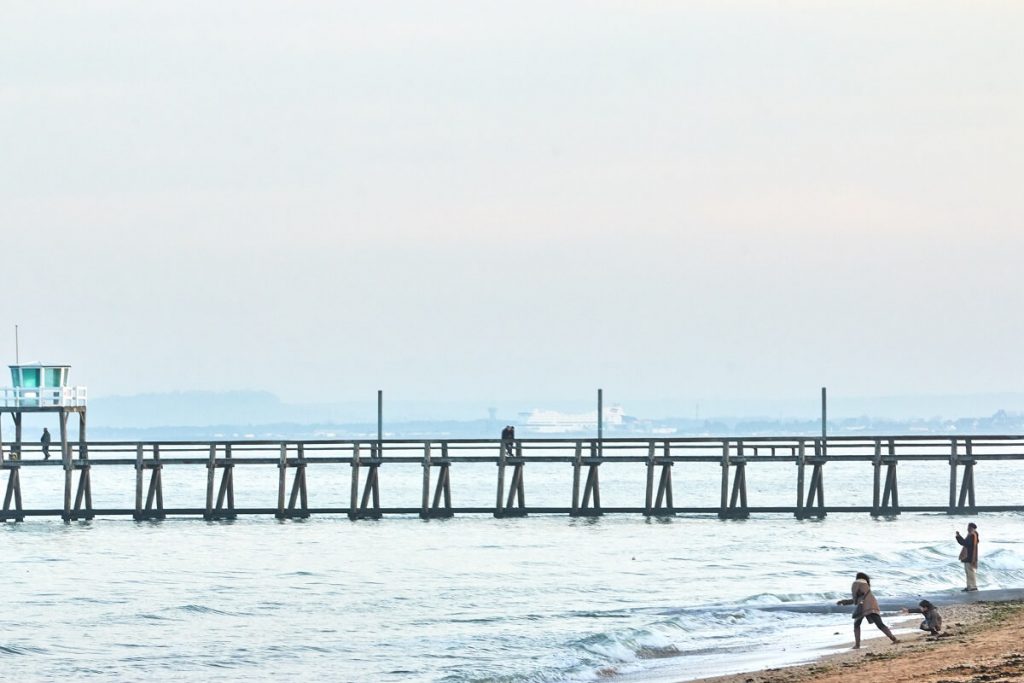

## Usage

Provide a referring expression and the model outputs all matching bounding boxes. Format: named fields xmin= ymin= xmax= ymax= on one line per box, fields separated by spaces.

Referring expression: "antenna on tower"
xmin=14 ymin=324 xmax=19 ymax=364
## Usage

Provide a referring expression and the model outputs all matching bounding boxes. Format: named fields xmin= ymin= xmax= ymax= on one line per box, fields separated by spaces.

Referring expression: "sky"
xmin=2 ymin=2 xmax=1024 ymax=411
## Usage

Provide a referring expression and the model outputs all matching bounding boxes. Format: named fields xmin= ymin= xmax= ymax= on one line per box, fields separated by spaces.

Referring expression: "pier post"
xmin=205 ymin=445 xmax=216 ymax=519
xmin=1 ymin=462 xmax=24 ymax=522
xmin=795 ymin=440 xmax=806 ymax=514
xmin=948 ymin=438 xmax=977 ymax=514
xmin=644 ymin=441 xmax=655 ymax=516
xmin=719 ymin=440 xmax=750 ymax=519
xmin=646 ymin=440 xmax=674 ymax=517
xmin=286 ymin=443 xmax=309 ymax=518
xmin=421 ymin=442 xmax=431 ymax=518
xmin=872 ymin=439 xmax=901 ymax=517
xmin=571 ymin=440 xmax=601 ymax=517
xmin=135 ymin=444 xmax=165 ymax=521
xmin=349 ymin=442 xmax=382 ymax=520
xmin=61 ymin=410 xmax=72 ymax=522
xmin=222 ymin=444 xmax=236 ymax=516
xmin=495 ymin=440 xmax=507 ymax=517
xmin=796 ymin=440 xmax=826 ymax=519
xmin=571 ymin=441 xmax=582 ymax=514
xmin=496 ymin=440 xmax=526 ymax=517
xmin=277 ymin=443 xmax=288 ymax=519
xmin=435 ymin=443 xmax=452 ymax=516
xmin=872 ymin=440 xmax=882 ymax=513
xmin=421 ymin=442 xmax=453 ymax=519
xmin=13 ymin=412 xmax=22 ymax=460
xmin=135 ymin=444 xmax=144 ymax=519
xmin=948 ymin=438 xmax=958 ymax=512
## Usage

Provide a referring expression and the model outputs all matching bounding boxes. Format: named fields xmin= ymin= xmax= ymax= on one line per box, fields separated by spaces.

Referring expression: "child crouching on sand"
xmin=901 ymin=599 xmax=943 ymax=635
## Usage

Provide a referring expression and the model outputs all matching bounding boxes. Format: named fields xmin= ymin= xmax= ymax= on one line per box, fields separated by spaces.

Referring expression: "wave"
xmin=174 ymin=604 xmax=243 ymax=617
xmin=0 ymin=644 xmax=46 ymax=656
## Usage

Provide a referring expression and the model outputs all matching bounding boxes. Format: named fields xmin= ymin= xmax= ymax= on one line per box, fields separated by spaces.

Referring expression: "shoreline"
xmin=685 ymin=597 xmax=1024 ymax=683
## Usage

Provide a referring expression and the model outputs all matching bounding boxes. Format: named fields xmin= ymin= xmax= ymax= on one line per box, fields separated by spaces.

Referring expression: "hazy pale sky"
xmin=3 ymin=2 xmax=1023 ymax=405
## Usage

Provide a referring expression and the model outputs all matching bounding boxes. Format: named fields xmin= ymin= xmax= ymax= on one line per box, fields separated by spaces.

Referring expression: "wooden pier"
xmin=1 ymin=435 xmax=1021 ymax=522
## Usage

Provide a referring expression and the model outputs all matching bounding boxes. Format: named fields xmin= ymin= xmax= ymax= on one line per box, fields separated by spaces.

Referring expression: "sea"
xmin=3 ymin=449 xmax=1024 ymax=682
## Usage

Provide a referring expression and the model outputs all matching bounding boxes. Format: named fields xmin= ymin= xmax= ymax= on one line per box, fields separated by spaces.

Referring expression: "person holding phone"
xmin=956 ymin=523 xmax=980 ymax=592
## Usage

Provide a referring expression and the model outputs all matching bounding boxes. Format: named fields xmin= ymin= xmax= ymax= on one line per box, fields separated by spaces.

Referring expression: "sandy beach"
xmin=689 ymin=599 xmax=1024 ymax=683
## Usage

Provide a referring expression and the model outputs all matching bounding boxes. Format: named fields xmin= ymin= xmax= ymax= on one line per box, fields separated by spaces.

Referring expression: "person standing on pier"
xmin=40 ymin=427 xmax=52 ymax=461
xmin=500 ymin=425 xmax=516 ymax=456
xmin=836 ymin=572 xmax=900 ymax=649
xmin=956 ymin=523 xmax=980 ymax=592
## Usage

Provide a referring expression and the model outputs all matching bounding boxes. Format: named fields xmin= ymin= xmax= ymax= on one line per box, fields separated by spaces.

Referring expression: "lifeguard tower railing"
xmin=0 ymin=386 xmax=88 ymax=408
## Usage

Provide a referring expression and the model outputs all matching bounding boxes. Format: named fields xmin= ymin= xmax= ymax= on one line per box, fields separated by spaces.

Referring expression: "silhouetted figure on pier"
xmin=41 ymin=428 xmax=52 ymax=461
xmin=836 ymin=572 xmax=899 ymax=649
xmin=501 ymin=425 xmax=515 ymax=456
xmin=956 ymin=523 xmax=980 ymax=591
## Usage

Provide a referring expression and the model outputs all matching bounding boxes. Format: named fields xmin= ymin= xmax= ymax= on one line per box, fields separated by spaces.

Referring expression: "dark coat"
xmin=957 ymin=530 xmax=979 ymax=567
xmin=909 ymin=606 xmax=943 ymax=632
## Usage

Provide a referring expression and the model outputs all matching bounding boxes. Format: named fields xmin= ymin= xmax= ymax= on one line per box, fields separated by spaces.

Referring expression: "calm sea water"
xmin=3 ymin=452 xmax=1024 ymax=682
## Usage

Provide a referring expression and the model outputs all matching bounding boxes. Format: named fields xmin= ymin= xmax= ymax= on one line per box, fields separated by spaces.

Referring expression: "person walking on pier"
xmin=956 ymin=523 xmax=980 ymax=592
xmin=836 ymin=572 xmax=899 ymax=649
xmin=41 ymin=427 xmax=52 ymax=461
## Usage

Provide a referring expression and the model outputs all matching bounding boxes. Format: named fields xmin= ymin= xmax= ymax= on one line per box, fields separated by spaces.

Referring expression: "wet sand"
xmin=688 ymin=599 xmax=1024 ymax=683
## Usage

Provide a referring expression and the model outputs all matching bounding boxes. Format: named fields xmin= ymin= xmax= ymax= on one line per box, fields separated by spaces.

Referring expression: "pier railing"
xmin=0 ymin=386 xmax=88 ymax=408
xmin=1 ymin=435 xmax=1021 ymax=522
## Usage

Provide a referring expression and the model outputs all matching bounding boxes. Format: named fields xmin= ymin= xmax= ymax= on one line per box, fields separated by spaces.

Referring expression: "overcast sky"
xmin=2 ymin=2 xmax=1023 ymax=408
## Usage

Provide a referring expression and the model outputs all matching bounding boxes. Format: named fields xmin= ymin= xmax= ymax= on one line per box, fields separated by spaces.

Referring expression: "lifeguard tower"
xmin=1 ymin=362 xmax=89 ymax=521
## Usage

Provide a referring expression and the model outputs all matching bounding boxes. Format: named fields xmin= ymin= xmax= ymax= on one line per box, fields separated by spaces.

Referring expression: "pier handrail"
xmin=0 ymin=386 xmax=88 ymax=408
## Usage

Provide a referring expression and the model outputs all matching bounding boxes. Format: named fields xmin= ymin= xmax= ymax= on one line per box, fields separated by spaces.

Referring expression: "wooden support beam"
xmin=2 ymin=465 xmax=24 ymax=522
xmin=277 ymin=443 xmax=289 ymax=519
xmin=719 ymin=440 xmax=730 ymax=515
xmin=350 ymin=443 xmax=382 ymax=520
xmin=572 ymin=440 xmax=602 ymax=517
xmin=420 ymin=442 xmax=431 ymax=518
xmin=144 ymin=445 xmax=165 ymax=519
xmin=286 ymin=448 xmax=309 ymax=518
xmin=948 ymin=438 xmax=978 ymax=514
xmin=720 ymin=441 xmax=750 ymax=519
xmin=948 ymin=438 xmax=959 ymax=511
xmin=135 ymin=444 xmax=144 ymax=519
xmin=571 ymin=441 xmax=583 ymax=514
xmin=61 ymin=410 xmax=72 ymax=522
xmin=652 ymin=441 xmax=675 ymax=514
xmin=644 ymin=441 xmax=656 ymax=516
xmin=495 ymin=441 xmax=527 ymax=518
xmin=13 ymin=412 xmax=22 ymax=461
xmin=795 ymin=440 xmax=806 ymax=514
xmin=420 ymin=442 xmax=454 ymax=519
xmin=796 ymin=453 xmax=827 ymax=520
xmin=494 ymin=440 xmax=507 ymax=518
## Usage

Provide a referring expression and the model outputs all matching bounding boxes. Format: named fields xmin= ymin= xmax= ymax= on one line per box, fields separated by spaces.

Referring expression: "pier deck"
xmin=1 ymin=435 xmax=1021 ymax=522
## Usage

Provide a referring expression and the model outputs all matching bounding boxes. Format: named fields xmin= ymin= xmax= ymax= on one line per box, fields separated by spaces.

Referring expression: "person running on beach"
xmin=836 ymin=572 xmax=899 ymax=649
xmin=956 ymin=523 xmax=980 ymax=592
xmin=41 ymin=427 xmax=52 ymax=460
xmin=900 ymin=599 xmax=943 ymax=635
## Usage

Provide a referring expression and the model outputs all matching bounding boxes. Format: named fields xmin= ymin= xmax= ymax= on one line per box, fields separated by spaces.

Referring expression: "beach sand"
xmin=689 ymin=600 xmax=1024 ymax=683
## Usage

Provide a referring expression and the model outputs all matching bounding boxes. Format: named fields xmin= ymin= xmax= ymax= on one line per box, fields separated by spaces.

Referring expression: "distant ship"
xmin=517 ymin=405 xmax=627 ymax=434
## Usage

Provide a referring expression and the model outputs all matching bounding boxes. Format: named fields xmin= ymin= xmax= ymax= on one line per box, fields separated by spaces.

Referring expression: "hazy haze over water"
xmin=3 ymin=2 xmax=1024 ymax=405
